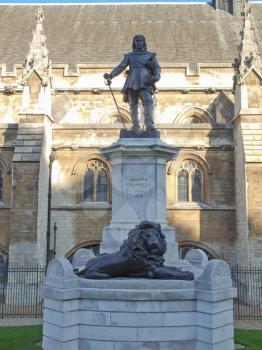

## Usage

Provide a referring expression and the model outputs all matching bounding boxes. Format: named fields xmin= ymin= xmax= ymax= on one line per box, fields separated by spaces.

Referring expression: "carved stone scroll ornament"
xmin=47 ymin=258 xmax=75 ymax=280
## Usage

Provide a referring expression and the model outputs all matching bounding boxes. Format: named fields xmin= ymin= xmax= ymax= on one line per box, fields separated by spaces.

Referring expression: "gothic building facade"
xmin=0 ymin=1 xmax=262 ymax=267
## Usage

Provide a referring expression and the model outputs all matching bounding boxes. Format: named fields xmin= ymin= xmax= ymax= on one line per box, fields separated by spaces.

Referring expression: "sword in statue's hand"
xmin=103 ymin=73 xmax=127 ymax=129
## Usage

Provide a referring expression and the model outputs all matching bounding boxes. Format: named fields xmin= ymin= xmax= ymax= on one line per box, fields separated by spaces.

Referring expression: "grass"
xmin=0 ymin=325 xmax=42 ymax=350
xmin=0 ymin=325 xmax=261 ymax=350
xmin=235 ymin=329 xmax=262 ymax=350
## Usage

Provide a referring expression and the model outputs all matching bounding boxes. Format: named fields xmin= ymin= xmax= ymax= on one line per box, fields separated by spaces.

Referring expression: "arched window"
xmin=185 ymin=116 xmax=205 ymax=124
xmin=177 ymin=161 xmax=204 ymax=202
xmin=65 ymin=241 xmax=101 ymax=263
xmin=179 ymin=242 xmax=216 ymax=260
xmin=191 ymin=169 xmax=202 ymax=202
xmin=101 ymin=108 xmax=131 ymax=124
xmin=110 ymin=113 xmax=130 ymax=124
xmin=0 ymin=169 xmax=3 ymax=201
xmin=177 ymin=169 xmax=189 ymax=201
xmin=83 ymin=160 xmax=109 ymax=202
xmin=175 ymin=106 xmax=214 ymax=125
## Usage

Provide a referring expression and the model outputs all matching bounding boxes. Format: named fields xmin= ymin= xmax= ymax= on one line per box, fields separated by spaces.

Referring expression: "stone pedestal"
xmin=100 ymin=136 xmax=178 ymax=264
xmin=41 ymin=258 xmax=237 ymax=350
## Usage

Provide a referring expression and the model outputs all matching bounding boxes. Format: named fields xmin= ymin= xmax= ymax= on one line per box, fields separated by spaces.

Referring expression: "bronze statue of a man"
xmin=104 ymin=35 xmax=161 ymax=133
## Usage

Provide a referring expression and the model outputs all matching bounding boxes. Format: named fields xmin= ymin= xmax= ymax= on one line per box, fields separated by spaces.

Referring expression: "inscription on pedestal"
xmin=125 ymin=176 xmax=152 ymax=200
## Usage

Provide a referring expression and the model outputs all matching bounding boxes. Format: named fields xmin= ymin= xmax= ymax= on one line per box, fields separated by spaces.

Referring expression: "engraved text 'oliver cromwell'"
xmin=126 ymin=177 xmax=152 ymax=199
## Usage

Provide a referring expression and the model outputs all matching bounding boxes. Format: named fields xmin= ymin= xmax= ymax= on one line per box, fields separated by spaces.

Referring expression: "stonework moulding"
xmin=0 ymin=154 xmax=11 ymax=175
xmin=167 ymin=153 xmax=213 ymax=176
xmin=179 ymin=240 xmax=219 ymax=259
xmin=71 ymin=154 xmax=111 ymax=176
xmin=100 ymin=106 xmax=131 ymax=124
xmin=0 ymin=243 xmax=9 ymax=255
xmin=174 ymin=106 xmax=214 ymax=125
xmin=19 ymin=7 xmax=52 ymax=87
xmin=65 ymin=240 xmax=101 ymax=259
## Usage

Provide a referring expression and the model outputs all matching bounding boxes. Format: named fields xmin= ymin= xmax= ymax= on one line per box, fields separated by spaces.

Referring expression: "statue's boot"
xmin=129 ymin=103 xmax=140 ymax=133
xmin=144 ymin=104 xmax=156 ymax=130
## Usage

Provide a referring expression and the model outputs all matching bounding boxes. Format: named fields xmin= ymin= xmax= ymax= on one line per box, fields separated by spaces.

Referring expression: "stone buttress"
xmin=9 ymin=8 xmax=53 ymax=265
xmin=233 ymin=1 xmax=262 ymax=266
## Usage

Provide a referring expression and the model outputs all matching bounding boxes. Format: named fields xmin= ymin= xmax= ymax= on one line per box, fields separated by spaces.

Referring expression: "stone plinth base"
xmin=100 ymin=137 xmax=179 ymax=264
xmin=41 ymin=258 xmax=237 ymax=350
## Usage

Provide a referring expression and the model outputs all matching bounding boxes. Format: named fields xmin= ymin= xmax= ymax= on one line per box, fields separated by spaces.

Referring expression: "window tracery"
xmin=179 ymin=243 xmax=216 ymax=260
xmin=110 ymin=113 xmax=130 ymax=124
xmin=101 ymin=107 xmax=131 ymax=124
xmin=185 ymin=115 xmax=205 ymax=124
xmin=175 ymin=106 xmax=214 ymax=125
xmin=177 ymin=160 xmax=204 ymax=202
xmin=83 ymin=160 xmax=109 ymax=202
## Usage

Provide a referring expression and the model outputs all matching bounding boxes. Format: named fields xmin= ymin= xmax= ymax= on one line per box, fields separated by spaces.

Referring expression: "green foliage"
xmin=0 ymin=325 xmax=42 ymax=350
xmin=235 ymin=329 xmax=262 ymax=350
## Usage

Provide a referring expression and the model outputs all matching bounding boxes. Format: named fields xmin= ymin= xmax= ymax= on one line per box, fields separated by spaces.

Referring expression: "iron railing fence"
xmin=0 ymin=264 xmax=261 ymax=319
xmin=0 ymin=264 xmax=45 ymax=318
xmin=231 ymin=265 xmax=262 ymax=319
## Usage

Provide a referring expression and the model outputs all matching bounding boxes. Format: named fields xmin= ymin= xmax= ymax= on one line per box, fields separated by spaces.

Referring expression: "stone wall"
xmin=0 ymin=209 xmax=10 ymax=249
xmin=233 ymin=118 xmax=249 ymax=265
xmin=168 ymin=209 xmax=235 ymax=261
xmin=0 ymin=93 xmax=22 ymax=123
xmin=50 ymin=89 xmax=234 ymax=126
xmin=49 ymin=124 xmax=236 ymax=261
xmin=0 ymin=148 xmax=13 ymax=250
xmin=246 ymin=163 xmax=262 ymax=265
xmin=51 ymin=209 xmax=111 ymax=258
xmin=0 ymin=90 xmax=240 ymax=266
xmin=8 ymin=115 xmax=51 ymax=264
xmin=246 ymin=71 xmax=262 ymax=108
xmin=0 ymin=37 xmax=256 ymax=267
xmin=233 ymin=115 xmax=262 ymax=266
xmin=36 ymin=116 xmax=53 ymax=266
xmin=9 ymin=162 xmax=40 ymax=264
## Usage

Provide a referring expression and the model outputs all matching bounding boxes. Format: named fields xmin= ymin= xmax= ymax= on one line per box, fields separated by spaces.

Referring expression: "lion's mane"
xmin=120 ymin=221 xmax=167 ymax=270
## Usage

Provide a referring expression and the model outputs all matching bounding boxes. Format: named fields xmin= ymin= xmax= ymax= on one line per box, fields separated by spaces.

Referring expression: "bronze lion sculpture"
xmin=75 ymin=221 xmax=194 ymax=280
